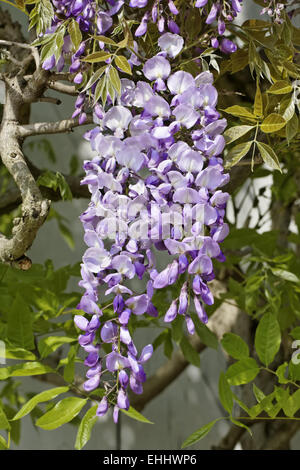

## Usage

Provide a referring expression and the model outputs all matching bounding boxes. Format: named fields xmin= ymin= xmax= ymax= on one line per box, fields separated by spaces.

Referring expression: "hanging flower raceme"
xmin=260 ymin=1 xmax=285 ymax=23
xmin=129 ymin=0 xmax=181 ymax=36
xmin=39 ymin=1 xmax=244 ymax=129
xmin=76 ymin=33 xmax=230 ymax=421
xmin=195 ymin=0 xmax=242 ymax=52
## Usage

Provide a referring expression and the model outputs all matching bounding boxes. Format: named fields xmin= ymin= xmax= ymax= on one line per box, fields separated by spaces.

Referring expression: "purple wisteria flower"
xmin=75 ymin=34 xmax=230 ymax=421
xmin=43 ymin=3 xmax=232 ymax=423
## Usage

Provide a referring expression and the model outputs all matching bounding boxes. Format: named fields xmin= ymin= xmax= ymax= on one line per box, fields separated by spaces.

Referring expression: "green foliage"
xmin=12 ymin=386 xmax=69 ymax=421
xmin=225 ymin=358 xmax=260 ymax=386
xmin=121 ymin=407 xmax=154 ymax=424
xmin=37 ymin=171 xmax=72 ymax=201
xmin=254 ymin=313 xmax=281 ymax=366
xmin=75 ymin=405 xmax=98 ymax=450
xmin=221 ymin=333 xmax=249 ymax=360
xmin=36 ymin=397 xmax=87 ymax=430
xmin=181 ymin=418 xmax=222 ymax=449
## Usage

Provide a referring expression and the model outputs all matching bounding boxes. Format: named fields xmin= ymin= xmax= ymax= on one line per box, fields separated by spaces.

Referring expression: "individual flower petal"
xmin=83 ymin=374 xmax=101 ymax=392
xmin=164 ymin=300 xmax=178 ymax=322
xmin=117 ymin=389 xmax=130 ymax=410
xmin=143 ymin=56 xmax=171 ymax=81
xmin=158 ymin=33 xmax=184 ymax=58
xmin=96 ymin=397 xmax=109 ymax=417
xmin=139 ymin=344 xmax=153 ymax=363
xmin=167 ymin=71 xmax=195 ymax=95
xmin=125 ymin=294 xmax=149 ymax=315
xmin=188 ymin=254 xmax=213 ymax=275
xmin=74 ymin=315 xmax=89 ymax=331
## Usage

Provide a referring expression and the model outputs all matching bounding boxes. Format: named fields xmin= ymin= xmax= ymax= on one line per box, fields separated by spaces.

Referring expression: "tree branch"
xmin=18 ymin=114 xmax=93 ymax=137
xmin=48 ymin=81 xmax=77 ymax=96
xmin=262 ymin=421 xmax=300 ymax=450
xmin=0 ymin=120 xmax=50 ymax=268
xmin=213 ymin=424 xmax=246 ymax=450
xmin=0 ymin=39 xmax=39 ymax=69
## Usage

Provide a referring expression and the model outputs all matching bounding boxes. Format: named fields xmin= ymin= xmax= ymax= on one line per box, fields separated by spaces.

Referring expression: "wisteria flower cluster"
xmin=37 ymin=0 xmax=237 ymax=422
xmin=195 ymin=0 xmax=242 ymax=52
xmin=260 ymin=1 xmax=285 ymax=23
xmin=42 ymin=1 xmax=241 ymax=85
xmin=75 ymin=34 xmax=230 ymax=421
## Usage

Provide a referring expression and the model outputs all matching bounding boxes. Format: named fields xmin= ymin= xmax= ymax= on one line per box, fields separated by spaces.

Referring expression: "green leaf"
xmin=7 ymin=294 xmax=34 ymax=350
xmin=260 ymin=113 xmax=286 ymax=133
xmin=121 ymin=406 xmax=153 ymax=424
xmin=0 ymin=362 xmax=54 ymax=380
xmin=225 ymin=141 xmax=253 ymax=168
xmin=252 ymin=383 xmax=266 ymax=403
xmin=254 ymin=313 xmax=281 ymax=366
xmin=230 ymin=417 xmax=253 ymax=436
xmin=4 ymin=346 xmax=36 ymax=361
xmin=94 ymin=75 xmax=107 ymax=104
xmin=221 ymin=333 xmax=249 ymax=360
xmin=93 ymin=35 xmax=118 ymax=46
xmin=282 ymin=389 xmax=300 ymax=418
xmin=225 ymin=358 xmax=260 ymax=385
xmin=291 ymin=327 xmax=300 ymax=340
xmin=68 ymin=19 xmax=82 ymax=50
xmin=223 ymin=105 xmax=257 ymax=120
xmin=109 ymin=66 xmax=121 ymax=96
xmin=254 ymin=83 xmax=263 ymax=117
xmin=37 ymin=171 xmax=72 ymax=201
xmin=12 ymin=386 xmax=69 ymax=421
xmin=36 ymin=397 xmax=87 ymax=430
xmin=218 ymin=372 xmax=233 ymax=414
xmin=56 ymin=172 xmax=72 ymax=201
xmin=82 ymin=51 xmax=111 ymax=63
xmin=63 ymin=345 xmax=76 ymax=383
xmin=38 ymin=336 xmax=77 ymax=359
xmin=180 ymin=336 xmax=200 ymax=367
xmin=0 ymin=434 xmax=8 ymax=450
xmin=75 ymin=405 xmax=98 ymax=450
xmin=256 ymin=142 xmax=281 ymax=172
xmin=224 ymin=125 xmax=255 ymax=144
xmin=114 ymin=55 xmax=132 ymax=75
xmin=286 ymin=112 xmax=298 ymax=142
xmin=267 ymin=80 xmax=293 ymax=94
xmin=80 ymin=66 xmax=107 ymax=93
xmin=54 ymin=27 xmax=65 ymax=61
xmin=275 ymin=362 xmax=289 ymax=384
xmin=181 ymin=419 xmax=220 ymax=448
xmin=0 ymin=405 xmax=10 ymax=431
xmin=271 ymin=269 xmax=300 ymax=283
xmin=232 ymin=393 xmax=251 ymax=415
xmin=282 ymin=97 xmax=295 ymax=122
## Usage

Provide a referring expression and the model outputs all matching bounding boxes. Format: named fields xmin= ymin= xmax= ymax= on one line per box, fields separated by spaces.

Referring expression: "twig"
xmin=0 ymin=39 xmax=39 ymax=69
